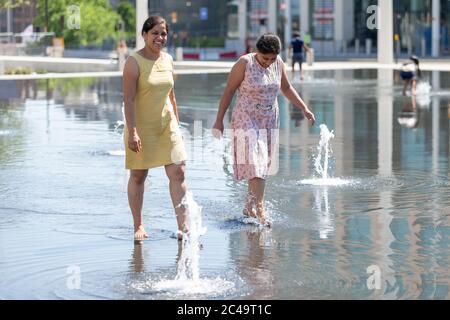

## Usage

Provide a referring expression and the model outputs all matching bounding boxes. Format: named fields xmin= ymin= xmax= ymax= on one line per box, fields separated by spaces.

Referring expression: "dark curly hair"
xmin=256 ymin=34 xmax=281 ymax=54
xmin=141 ymin=16 xmax=169 ymax=35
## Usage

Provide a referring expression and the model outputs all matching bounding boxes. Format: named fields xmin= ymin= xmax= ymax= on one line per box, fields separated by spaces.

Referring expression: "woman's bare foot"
xmin=256 ymin=204 xmax=271 ymax=227
xmin=134 ymin=225 xmax=149 ymax=240
xmin=243 ymin=205 xmax=257 ymax=218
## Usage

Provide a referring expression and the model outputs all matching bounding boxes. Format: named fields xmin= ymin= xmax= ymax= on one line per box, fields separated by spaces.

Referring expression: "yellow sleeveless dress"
xmin=124 ymin=52 xmax=187 ymax=169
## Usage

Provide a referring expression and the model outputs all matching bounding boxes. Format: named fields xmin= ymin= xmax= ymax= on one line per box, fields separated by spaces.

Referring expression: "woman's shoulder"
xmin=162 ymin=52 xmax=174 ymax=61
xmin=235 ymin=53 xmax=252 ymax=67
xmin=238 ymin=54 xmax=252 ymax=68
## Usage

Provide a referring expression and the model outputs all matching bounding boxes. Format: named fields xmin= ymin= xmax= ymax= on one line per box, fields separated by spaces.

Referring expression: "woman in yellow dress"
xmin=123 ymin=16 xmax=187 ymax=241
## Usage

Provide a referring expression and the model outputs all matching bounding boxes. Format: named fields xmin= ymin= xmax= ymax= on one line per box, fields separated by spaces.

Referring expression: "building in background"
xmin=147 ymin=0 xmax=229 ymax=48
xmin=0 ymin=0 xmax=37 ymax=34
xmin=1 ymin=0 xmax=449 ymax=59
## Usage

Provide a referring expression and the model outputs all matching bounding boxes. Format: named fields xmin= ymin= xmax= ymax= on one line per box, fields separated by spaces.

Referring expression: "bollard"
xmin=366 ymin=38 xmax=372 ymax=55
xmin=175 ymin=47 xmax=183 ymax=61
xmin=407 ymin=37 xmax=412 ymax=56
xmin=421 ymin=37 xmax=426 ymax=57
xmin=355 ymin=39 xmax=360 ymax=55
xmin=0 ymin=59 xmax=4 ymax=75
xmin=307 ymin=48 xmax=314 ymax=66
xmin=396 ymin=39 xmax=401 ymax=56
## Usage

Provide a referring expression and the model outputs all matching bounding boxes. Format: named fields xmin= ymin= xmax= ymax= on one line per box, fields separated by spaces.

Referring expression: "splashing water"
xmin=175 ymin=191 xmax=207 ymax=282
xmin=152 ymin=192 xmax=235 ymax=296
xmin=416 ymin=82 xmax=432 ymax=107
xmin=300 ymin=124 xmax=352 ymax=186
xmin=314 ymin=124 xmax=335 ymax=179
xmin=416 ymin=82 xmax=431 ymax=96
xmin=113 ymin=120 xmax=124 ymax=134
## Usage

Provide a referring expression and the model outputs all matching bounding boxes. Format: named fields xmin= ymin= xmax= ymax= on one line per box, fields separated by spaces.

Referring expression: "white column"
xmin=377 ymin=0 xmax=394 ymax=64
xmin=300 ymin=0 xmax=309 ymax=35
xmin=375 ymin=74 xmax=397 ymax=297
xmin=432 ymin=96 xmax=440 ymax=175
xmin=239 ymin=0 xmax=247 ymax=49
xmin=373 ymin=189 xmax=396 ymax=298
xmin=268 ymin=0 xmax=277 ymax=33
xmin=432 ymin=0 xmax=440 ymax=57
xmin=334 ymin=70 xmax=353 ymax=177
xmin=136 ymin=0 xmax=148 ymax=50
xmin=284 ymin=0 xmax=292 ymax=60
xmin=377 ymin=69 xmax=393 ymax=176
xmin=6 ymin=7 xmax=12 ymax=34
xmin=334 ymin=0 xmax=354 ymax=54
xmin=334 ymin=0 xmax=344 ymax=52
xmin=432 ymin=71 xmax=441 ymax=175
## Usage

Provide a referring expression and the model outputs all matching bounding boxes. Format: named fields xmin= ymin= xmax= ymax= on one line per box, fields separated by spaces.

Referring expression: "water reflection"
xmin=0 ymin=70 xmax=449 ymax=299
xmin=130 ymin=243 xmax=145 ymax=275
xmin=397 ymin=96 xmax=419 ymax=129
xmin=231 ymin=228 xmax=275 ymax=299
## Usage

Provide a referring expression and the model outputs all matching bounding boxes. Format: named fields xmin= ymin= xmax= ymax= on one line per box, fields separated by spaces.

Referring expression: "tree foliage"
xmin=0 ymin=0 xmax=30 ymax=9
xmin=34 ymin=0 xmax=121 ymax=47
xmin=116 ymin=0 xmax=136 ymax=43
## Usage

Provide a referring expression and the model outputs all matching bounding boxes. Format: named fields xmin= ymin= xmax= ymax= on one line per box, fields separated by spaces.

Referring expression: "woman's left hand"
xmin=303 ymin=108 xmax=316 ymax=125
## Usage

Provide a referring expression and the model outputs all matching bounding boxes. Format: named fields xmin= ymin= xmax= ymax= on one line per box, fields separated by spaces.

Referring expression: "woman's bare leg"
xmin=243 ymin=183 xmax=257 ymax=217
xmin=128 ymin=169 xmax=149 ymax=240
xmin=165 ymin=163 xmax=188 ymax=239
xmin=403 ymin=79 xmax=412 ymax=96
xmin=411 ymin=79 xmax=417 ymax=96
xmin=248 ymin=177 xmax=267 ymax=224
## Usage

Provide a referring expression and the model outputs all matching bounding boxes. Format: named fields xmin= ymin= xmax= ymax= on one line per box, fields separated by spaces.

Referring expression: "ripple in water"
xmin=106 ymin=228 xmax=174 ymax=241
xmin=299 ymin=178 xmax=354 ymax=186
xmin=151 ymin=192 xmax=236 ymax=296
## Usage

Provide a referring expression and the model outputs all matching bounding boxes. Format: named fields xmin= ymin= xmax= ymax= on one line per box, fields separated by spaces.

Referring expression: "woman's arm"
xmin=213 ymin=56 xmax=247 ymax=135
xmin=123 ymin=56 xmax=142 ymax=152
xmin=280 ymin=60 xmax=315 ymax=125
xmin=169 ymin=54 xmax=180 ymax=124
xmin=169 ymin=88 xmax=179 ymax=124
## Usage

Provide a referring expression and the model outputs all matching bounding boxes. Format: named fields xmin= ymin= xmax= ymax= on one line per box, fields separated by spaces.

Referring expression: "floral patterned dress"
xmin=230 ymin=53 xmax=282 ymax=180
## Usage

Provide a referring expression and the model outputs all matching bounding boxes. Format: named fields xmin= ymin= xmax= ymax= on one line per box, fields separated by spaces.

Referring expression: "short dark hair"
xmin=293 ymin=31 xmax=301 ymax=38
xmin=256 ymin=34 xmax=281 ymax=54
xmin=410 ymin=55 xmax=419 ymax=65
xmin=141 ymin=16 xmax=169 ymax=35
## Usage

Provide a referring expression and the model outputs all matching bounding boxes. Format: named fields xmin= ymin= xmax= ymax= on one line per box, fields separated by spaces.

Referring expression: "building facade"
xmin=230 ymin=0 xmax=449 ymax=58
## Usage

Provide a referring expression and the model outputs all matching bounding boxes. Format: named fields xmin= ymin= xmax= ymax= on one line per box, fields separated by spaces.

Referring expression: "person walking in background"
xmin=122 ymin=16 xmax=188 ymax=241
xmin=117 ymin=39 xmax=129 ymax=71
xmin=213 ymin=34 xmax=315 ymax=226
xmin=289 ymin=31 xmax=310 ymax=81
xmin=400 ymin=55 xmax=422 ymax=96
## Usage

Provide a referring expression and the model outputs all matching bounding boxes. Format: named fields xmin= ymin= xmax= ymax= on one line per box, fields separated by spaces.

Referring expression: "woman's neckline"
xmin=137 ymin=50 xmax=163 ymax=61
xmin=253 ymin=53 xmax=270 ymax=70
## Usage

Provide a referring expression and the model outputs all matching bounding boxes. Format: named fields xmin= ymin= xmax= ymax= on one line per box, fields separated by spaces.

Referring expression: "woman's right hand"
xmin=212 ymin=120 xmax=224 ymax=139
xmin=128 ymin=132 xmax=142 ymax=153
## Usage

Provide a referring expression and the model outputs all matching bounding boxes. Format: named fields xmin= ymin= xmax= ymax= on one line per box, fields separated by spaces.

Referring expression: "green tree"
xmin=116 ymin=1 xmax=136 ymax=44
xmin=34 ymin=0 xmax=121 ymax=47
xmin=0 ymin=0 xmax=30 ymax=9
